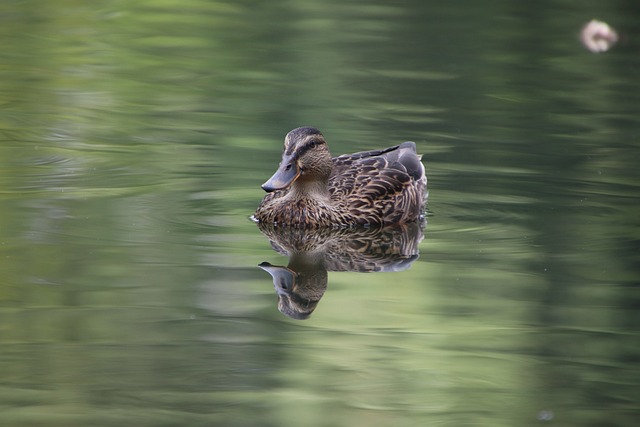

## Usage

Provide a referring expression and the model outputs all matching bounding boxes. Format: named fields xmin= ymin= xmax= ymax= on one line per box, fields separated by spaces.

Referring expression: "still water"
xmin=1 ymin=1 xmax=639 ymax=426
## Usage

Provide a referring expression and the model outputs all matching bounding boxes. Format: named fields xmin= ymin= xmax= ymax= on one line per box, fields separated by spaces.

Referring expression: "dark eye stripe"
xmin=296 ymin=139 xmax=324 ymax=157
xmin=286 ymin=138 xmax=325 ymax=157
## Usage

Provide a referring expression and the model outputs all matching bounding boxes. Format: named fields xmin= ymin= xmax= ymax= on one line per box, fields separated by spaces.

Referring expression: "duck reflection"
xmin=258 ymin=222 xmax=424 ymax=320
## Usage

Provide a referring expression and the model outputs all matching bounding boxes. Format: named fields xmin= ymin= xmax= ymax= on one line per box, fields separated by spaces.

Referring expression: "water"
xmin=1 ymin=1 xmax=639 ymax=426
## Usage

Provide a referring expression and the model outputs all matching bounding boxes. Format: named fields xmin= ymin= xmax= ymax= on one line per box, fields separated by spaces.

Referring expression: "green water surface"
xmin=1 ymin=1 xmax=639 ymax=426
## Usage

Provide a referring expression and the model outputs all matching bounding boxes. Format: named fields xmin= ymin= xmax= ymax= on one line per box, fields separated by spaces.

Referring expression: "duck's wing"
xmin=329 ymin=142 xmax=426 ymax=224
xmin=333 ymin=142 xmax=423 ymax=177
xmin=331 ymin=142 xmax=424 ymax=191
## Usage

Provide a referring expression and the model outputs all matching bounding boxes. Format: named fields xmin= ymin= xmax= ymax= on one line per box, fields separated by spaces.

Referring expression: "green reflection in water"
xmin=1 ymin=0 xmax=639 ymax=426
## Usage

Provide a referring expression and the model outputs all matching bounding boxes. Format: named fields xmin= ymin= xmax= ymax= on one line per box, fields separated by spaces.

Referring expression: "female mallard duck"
xmin=254 ymin=127 xmax=427 ymax=227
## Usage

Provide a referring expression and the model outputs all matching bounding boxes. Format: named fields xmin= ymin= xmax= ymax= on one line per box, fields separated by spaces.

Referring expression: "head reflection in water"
xmin=259 ymin=262 xmax=327 ymax=320
xmin=257 ymin=222 xmax=424 ymax=320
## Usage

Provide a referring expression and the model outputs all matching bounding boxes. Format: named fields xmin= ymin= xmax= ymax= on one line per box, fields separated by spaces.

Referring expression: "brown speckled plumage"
xmin=254 ymin=127 xmax=427 ymax=227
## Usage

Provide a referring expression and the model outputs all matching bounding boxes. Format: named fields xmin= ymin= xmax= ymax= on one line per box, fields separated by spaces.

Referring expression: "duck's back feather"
xmin=329 ymin=141 xmax=426 ymax=225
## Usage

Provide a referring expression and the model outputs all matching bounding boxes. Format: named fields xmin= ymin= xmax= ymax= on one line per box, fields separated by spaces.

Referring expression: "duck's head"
xmin=262 ymin=127 xmax=332 ymax=192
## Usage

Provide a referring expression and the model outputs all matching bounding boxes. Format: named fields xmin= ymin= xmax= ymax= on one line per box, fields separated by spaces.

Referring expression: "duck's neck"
xmin=288 ymin=180 xmax=332 ymax=202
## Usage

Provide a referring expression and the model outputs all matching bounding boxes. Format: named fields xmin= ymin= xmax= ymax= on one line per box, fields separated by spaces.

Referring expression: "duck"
xmin=253 ymin=127 xmax=427 ymax=227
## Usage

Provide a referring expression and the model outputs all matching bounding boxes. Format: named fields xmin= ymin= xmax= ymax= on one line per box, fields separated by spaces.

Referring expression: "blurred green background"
xmin=1 ymin=0 xmax=639 ymax=426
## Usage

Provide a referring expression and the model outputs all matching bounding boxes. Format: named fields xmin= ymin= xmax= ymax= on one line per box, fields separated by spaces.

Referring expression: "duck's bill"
xmin=261 ymin=158 xmax=300 ymax=192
